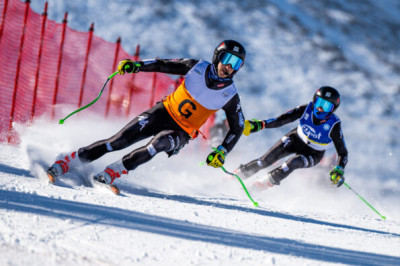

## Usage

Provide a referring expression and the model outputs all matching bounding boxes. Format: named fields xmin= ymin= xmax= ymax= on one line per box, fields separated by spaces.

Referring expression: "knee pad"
xmin=147 ymin=134 xmax=172 ymax=155
xmin=299 ymin=155 xmax=315 ymax=168
xmin=148 ymin=130 xmax=188 ymax=156
xmin=300 ymin=155 xmax=309 ymax=168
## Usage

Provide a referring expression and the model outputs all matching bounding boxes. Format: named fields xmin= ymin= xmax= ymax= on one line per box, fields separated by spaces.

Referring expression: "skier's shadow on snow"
xmin=1 ymin=189 xmax=399 ymax=266
xmin=0 ymin=162 xmax=92 ymax=190
xmin=1 ymin=164 xmax=394 ymax=239
xmin=0 ymin=163 xmax=33 ymax=177
xmin=120 ymin=184 xmax=399 ymax=238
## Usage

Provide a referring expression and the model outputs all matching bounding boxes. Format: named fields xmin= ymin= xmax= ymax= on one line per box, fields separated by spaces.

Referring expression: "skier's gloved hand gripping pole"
xmin=201 ymin=146 xmax=259 ymax=207
xmin=59 ymin=59 xmax=140 ymax=124
xmin=243 ymin=119 xmax=265 ymax=136
xmin=330 ymin=166 xmax=345 ymax=187
xmin=330 ymin=166 xmax=386 ymax=219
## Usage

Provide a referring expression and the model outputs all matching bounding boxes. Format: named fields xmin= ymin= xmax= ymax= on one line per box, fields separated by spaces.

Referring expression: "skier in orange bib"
xmin=47 ymin=40 xmax=247 ymax=187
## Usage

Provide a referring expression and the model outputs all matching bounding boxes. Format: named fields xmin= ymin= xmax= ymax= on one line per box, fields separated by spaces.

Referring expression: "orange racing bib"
xmin=163 ymin=60 xmax=237 ymax=137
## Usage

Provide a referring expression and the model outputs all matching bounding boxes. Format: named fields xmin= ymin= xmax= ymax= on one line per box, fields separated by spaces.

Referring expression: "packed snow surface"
xmin=1 ymin=118 xmax=399 ymax=265
xmin=1 ymin=0 xmax=399 ymax=265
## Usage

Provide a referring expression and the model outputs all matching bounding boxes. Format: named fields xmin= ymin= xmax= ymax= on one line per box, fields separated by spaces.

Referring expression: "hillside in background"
xmin=28 ymin=0 xmax=400 ymax=184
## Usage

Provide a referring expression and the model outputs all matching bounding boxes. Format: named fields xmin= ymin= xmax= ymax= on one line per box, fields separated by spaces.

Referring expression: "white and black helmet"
xmin=212 ymin=40 xmax=246 ymax=76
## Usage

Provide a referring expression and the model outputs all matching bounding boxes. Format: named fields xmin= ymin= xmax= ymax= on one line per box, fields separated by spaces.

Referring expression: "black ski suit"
xmin=238 ymin=104 xmax=348 ymax=184
xmin=77 ymin=58 xmax=245 ymax=171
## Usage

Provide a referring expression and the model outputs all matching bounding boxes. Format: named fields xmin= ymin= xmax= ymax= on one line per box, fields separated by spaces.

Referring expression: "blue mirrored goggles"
xmin=219 ymin=52 xmax=243 ymax=70
xmin=314 ymin=97 xmax=334 ymax=113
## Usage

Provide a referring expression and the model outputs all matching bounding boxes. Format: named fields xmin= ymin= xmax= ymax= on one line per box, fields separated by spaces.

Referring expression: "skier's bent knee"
xmin=148 ymin=131 xmax=189 ymax=157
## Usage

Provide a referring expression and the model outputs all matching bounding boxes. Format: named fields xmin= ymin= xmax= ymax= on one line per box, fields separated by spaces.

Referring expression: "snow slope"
xmin=1 ymin=0 xmax=400 ymax=265
xmin=1 ymin=118 xmax=400 ymax=265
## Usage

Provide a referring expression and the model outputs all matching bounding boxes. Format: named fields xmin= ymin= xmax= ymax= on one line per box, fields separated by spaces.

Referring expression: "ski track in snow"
xmin=1 ymin=121 xmax=400 ymax=265
xmin=1 ymin=188 xmax=400 ymax=265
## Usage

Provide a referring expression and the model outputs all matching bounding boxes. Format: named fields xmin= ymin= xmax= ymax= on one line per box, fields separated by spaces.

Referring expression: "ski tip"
xmin=47 ymin=172 xmax=56 ymax=184
xmin=110 ymin=185 xmax=120 ymax=195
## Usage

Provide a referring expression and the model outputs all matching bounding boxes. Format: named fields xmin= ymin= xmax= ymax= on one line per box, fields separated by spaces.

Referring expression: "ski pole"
xmin=221 ymin=166 xmax=259 ymax=207
xmin=200 ymin=147 xmax=259 ymax=207
xmin=59 ymin=71 xmax=119 ymax=124
xmin=343 ymin=182 xmax=386 ymax=220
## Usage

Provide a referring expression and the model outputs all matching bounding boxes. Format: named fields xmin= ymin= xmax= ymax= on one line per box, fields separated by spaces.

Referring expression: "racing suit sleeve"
xmin=137 ymin=58 xmax=199 ymax=75
xmin=263 ymin=105 xmax=307 ymax=128
xmin=220 ymin=94 xmax=245 ymax=153
xmin=329 ymin=122 xmax=348 ymax=169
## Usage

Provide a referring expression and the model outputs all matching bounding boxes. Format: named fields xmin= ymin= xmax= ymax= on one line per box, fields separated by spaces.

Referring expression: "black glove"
xmin=118 ymin=59 xmax=140 ymax=75
xmin=330 ymin=166 xmax=345 ymax=187
xmin=206 ymin=146 xmax=227 ymax=168
xmin=243 ymin=119 xmax=265 ymax=136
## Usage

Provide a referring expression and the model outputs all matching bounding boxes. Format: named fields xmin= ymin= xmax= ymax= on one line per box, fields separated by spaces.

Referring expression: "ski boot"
xmin=231 ymin=164 xmax=252 ymax=180
xmin=47 ymin=151 xmax=81 ymax=183
xmin=252 ymin=173 xmax=279 ymax=191
xmin=92 ymin=159 xmax=128 ymax=195
xmin=233 ymin=167 xmax=245 ymax=179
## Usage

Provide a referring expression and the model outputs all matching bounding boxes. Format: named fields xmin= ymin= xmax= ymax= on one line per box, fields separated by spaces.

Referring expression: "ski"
xmin=46 ymin=167 xmax=57 ymax=184
xmin=46 ymin=166 xmax=120 ymax=195
xmin=92 ymin=179 xmax=120 ymax=195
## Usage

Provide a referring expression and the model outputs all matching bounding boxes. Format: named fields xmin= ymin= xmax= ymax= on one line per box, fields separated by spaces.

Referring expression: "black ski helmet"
xmin=313 ymin=86 xmax=341 ymax=117
xmin=212 ymin=40 xmax=246 ymax=75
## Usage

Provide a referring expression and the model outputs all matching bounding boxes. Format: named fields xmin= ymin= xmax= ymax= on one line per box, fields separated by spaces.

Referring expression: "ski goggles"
xmin=314 ymin=97 xmax=335 ymax=113
xmin=219 ymin=52 xmax=243 ymax=70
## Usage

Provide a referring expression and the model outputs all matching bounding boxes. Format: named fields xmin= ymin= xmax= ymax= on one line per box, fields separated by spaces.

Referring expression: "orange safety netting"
xmin=0 ymin=0 xmax=185 ymax=143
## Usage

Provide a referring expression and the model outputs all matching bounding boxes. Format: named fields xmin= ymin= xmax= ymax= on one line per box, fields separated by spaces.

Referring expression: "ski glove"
xmin=118 ymin=59 xmax=140 ymax=75
xmin=243 ymin=119 xmax=266 ymax=136
xmin=206 ymin=145 xmax=227 ymax=168
xmin=330 ymin=166 xmax=345 ymax=187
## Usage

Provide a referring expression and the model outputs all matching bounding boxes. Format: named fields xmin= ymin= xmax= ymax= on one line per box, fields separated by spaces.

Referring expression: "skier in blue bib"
xmin=234 ymin=86 xmax=348 ymax=189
